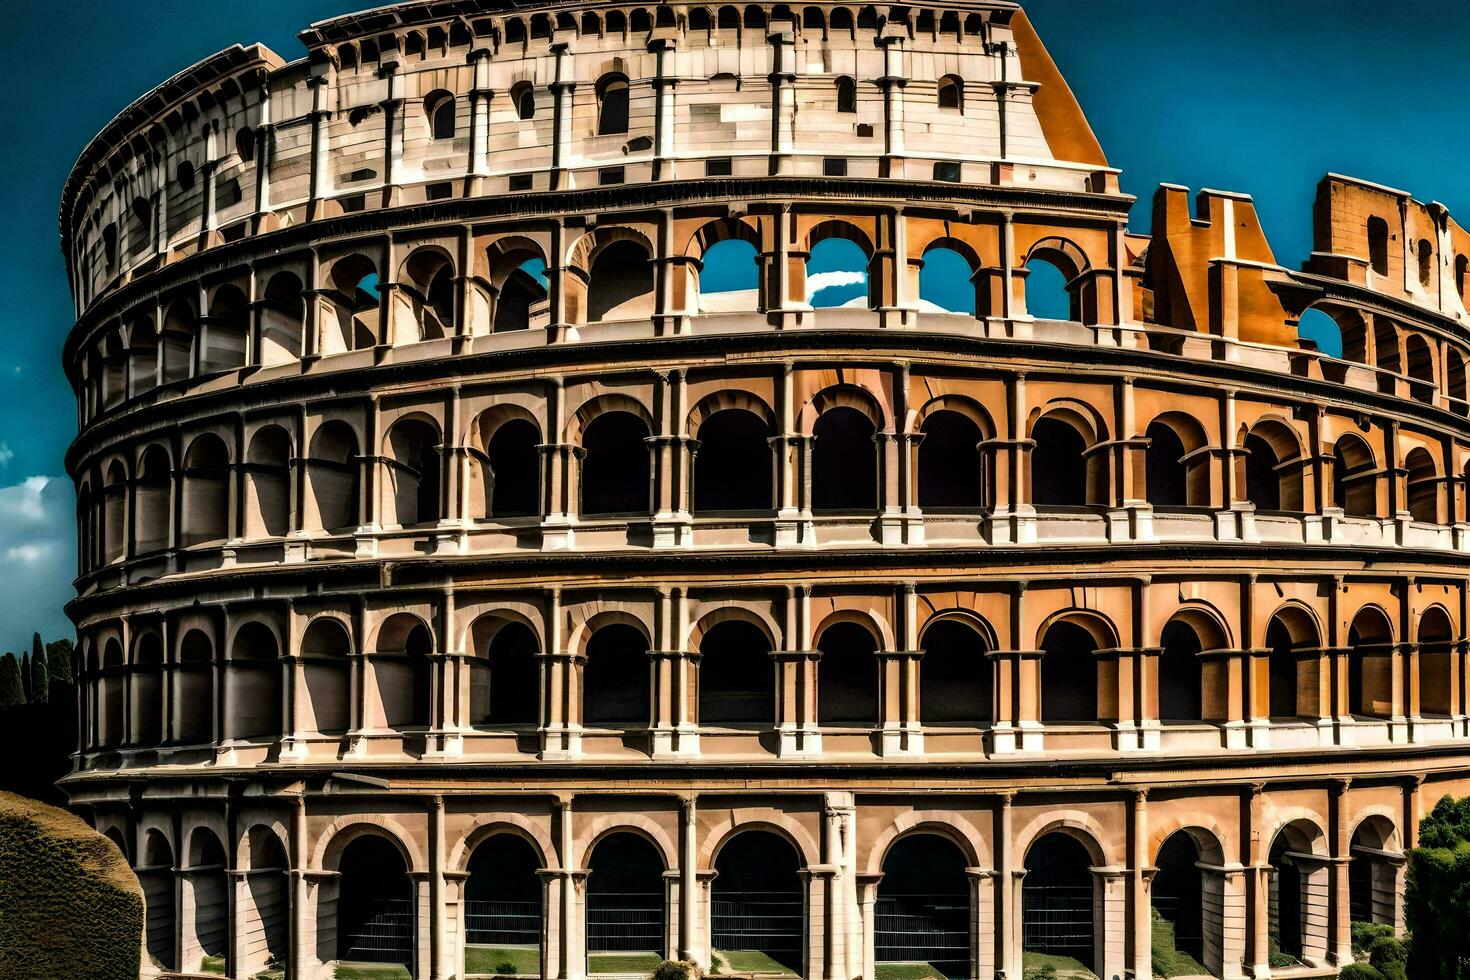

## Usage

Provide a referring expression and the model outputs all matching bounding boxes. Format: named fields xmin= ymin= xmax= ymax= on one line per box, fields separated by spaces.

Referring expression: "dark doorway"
xmin=812 ymin=408 xmax=877 ymax=511
xmin=1031 ymin=418 xmax=1087 ymax=507
xmin=711 ymin=832 xmax=804 ymax=973
xmin=586 ymin=833 xmax=665 ymax=957
xmin=694 ymin=409 xmax=772 ymax=512
xmin=583 ymin=625 xmax=650 ymax=726
xmin=918 ymin=410 xmax=983 ymax=510
xmin=337 ymin=835 xmax=414 ymax=966
xmin=698 ymin=620 xmax=773 ymax=726
xmin=817 ymin=622 xmax=879 ymax=725
xmin=1158 ymin=620 xmax=1203 ymax=722
xmin=1152 ymin=833 xmax=1205 ymax=968
xmin=465 ymin=834 xmax=542 ymax=973
xmin=919 ymin=620 xmax=992 ymax=725
xmin=1022 ymin=833 xmax=1095 ymax=972
xmin=876 ymin=835 xmax=970 ymax=978
xmin=1039 ymin=622 xmax=1098 ymax=723
xmin=581 ymin=412 xmax=650 ymax=516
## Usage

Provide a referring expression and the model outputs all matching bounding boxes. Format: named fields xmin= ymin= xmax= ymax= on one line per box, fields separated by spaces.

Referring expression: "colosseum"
xmin=56 ymin=1 xmax=1470 ymax=978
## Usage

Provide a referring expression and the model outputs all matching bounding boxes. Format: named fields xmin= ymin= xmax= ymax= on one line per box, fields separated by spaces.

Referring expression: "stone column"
xmin=650 ymin=37 xmax=679 ymax=181
xmin=541 ymin=589 xmax=583 ymax=759
xmin=1329 ymin=779 xmax=1354 ymax=967
xmin=467 ymin=48 xmax=492 ymax=194
xmin=305 ymin=63 xmax=333 ymax=221
xmin=877 ymin=31 xmax=907 ymax=178
xmin=767 ymin=25 xmax=796 ymax=175
xmin=549 ymin=41 xmax=575 ymax=190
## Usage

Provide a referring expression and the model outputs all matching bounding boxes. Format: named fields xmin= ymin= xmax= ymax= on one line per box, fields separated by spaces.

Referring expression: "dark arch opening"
xmin=817 ymin=622 xmax=879 ymax=726
xmin=310 ymin=422 xmax=360 ymax=532
xmin=387 ymin=420 xmax=441 ymax=526
xmin=465 ymin=834 xmax=543 ymax=972
xmin=300 ymin=619 xmax=351 ymax=736
xmin=711 ymin=832 xmax=804 ymax=972
xmin=1347 ymin=612 xmax=1392 ymax=719
xmin=876 ymin=835 xmax=970 ymax=978
xmin=580 ymin=411 xmax=650 ymax=516
xmin=1266 ymin=617 xmax=1304 ymax=720
xmin=1348 ymin=821 xmax=1398 ymax=927
xmin=920 ymin=619 xmax=991 ymax=725
xmin=596 ymin=73 xmax=630 ymax=135
xmin=470 ymin=620 xmax=540 ymax=727
xmin=1022 ymin=833 xmax=1095 ymax=972
xmin=140 ymin=832 xmax=178 ymax=970
xmin=694 ymin=409 xmax=772 ymax=512
xmin=698 ymin=620 xmax=773 ymax=726
xmin=1244 ymin=433 xmax=1281 ymax=511
xmin=1031 ymin=417 xmax=1088 ymax=507
xmin=586 ymin=833 xmax=665 ymax=958
xmin=487 ymin=419 xmax=541 ymax=518
xmin=1268 ymin=833 xmax=1304 ymax=963
xmin=812 ymin=407 xmax=877 ymax=511
xmin=226 ymin=622 xmax=282 ymax=741
xmin=1158 ymin=619 xmax=1203 ymax=723
xmin=336 ymin=835 xmax=413 ymax=966
xmin=587 ymin=240 xmax=652 ymax=322
xmin=1145 ymin=420 xmax=1188 ymax=507
xmin=1152 ymin=833 xmax=1206 ymax=969
xmin=1040 ymin=621 xmax=1099 ymax=723
xmin=918 ymin=410 xmax=983 ymax=510
xmin=584 ymin=624 xmax=649 ymax=726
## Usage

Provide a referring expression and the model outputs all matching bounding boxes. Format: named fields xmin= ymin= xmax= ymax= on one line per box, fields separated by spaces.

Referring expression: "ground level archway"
xmin=875 ymin=833 xmax=971 ymax=978
xmin=711 ymin=830 xmax=804 ymax=974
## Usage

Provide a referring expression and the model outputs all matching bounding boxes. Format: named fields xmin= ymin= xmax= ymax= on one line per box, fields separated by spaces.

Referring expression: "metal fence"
xmin=1021 ymin=884 xmax=1093 ymax=966
xmin=342 ymin=897 xmax=415 ymax=964
xmin=586 ymin=891 xmax=664 ymax=952
xmin=466 ymin=899 xmax=541 ymax=947
xmin=712 ymin=890 xmax=805 ymax=969
xmin=874 ymin=893 xmax=969 ymax=978
xmin=1152 ymin=893 xmax=1204 ymax=960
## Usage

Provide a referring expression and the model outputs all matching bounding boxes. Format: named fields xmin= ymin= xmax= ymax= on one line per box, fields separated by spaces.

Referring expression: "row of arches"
xmin=82 ymin=601 xmax=1459 ymax=754
xmin=119 ymin=805 xmax=1407 ymax=978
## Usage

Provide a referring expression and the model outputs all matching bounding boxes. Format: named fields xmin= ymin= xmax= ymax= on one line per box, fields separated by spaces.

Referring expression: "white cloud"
xmin=0 ymin=442 xmax=13 ymax=466
xmin=0 ymin=476 xmax=75 ymax=642
xmin=805 ymin=270 xmax=866 ymax=299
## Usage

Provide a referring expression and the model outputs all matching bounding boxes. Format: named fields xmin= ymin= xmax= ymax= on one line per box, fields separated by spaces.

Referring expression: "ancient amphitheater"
xmin=57 ymin=1 xmax=1470 ymax=978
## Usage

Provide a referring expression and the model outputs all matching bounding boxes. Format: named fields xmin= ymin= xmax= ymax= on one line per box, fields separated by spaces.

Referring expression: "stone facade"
xmin=57 ymin=2 xmax=1470 ymax=979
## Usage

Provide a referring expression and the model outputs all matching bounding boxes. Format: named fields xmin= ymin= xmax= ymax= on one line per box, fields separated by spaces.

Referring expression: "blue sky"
xmin=0 ymin=1 xmax=1466 ymax=645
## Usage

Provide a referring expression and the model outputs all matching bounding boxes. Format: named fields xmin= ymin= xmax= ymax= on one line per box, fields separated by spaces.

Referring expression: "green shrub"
xmin=1021 ymin=965 xmax=1057 ymax=980
xmin=652 ymin=960 xmax=703 ymax=980
xmin=1408 ymin=796 xmax=1470 ymax=980
xmin=1353 ymin=921 xmax=1396 ymax=955
xmin=1338 ymin=964 xmax=1385 ymax=980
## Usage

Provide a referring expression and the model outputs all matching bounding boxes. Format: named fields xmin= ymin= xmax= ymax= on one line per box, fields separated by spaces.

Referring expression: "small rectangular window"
xmin=425 ymin=181 xmax=453 ymax=201
xmin=933 ymin=162 xmax=962 ymax=183
xmin=598 ymin=166 xmax=625 ymax=186
xmin=823 ymin=157 xmax=847 ymax=177
xmin=509 ymin=173 xmax=533 ymax=192
xmin=706 ymin=157 xmax=733 ymax=176
xmin=856 ymin=123 xmax=874 ymax=138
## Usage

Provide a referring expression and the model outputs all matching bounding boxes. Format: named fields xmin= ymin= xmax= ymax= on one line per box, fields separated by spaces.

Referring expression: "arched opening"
xmin=1405 ymin=334 xmax=1435 ymax=403
xmin=183 ymin=829 xmax=229 ymax=973
xmin=919 ymin=410 xmax=984 ymax=510
xmin=135 ymin=446 xmax=171 ymax=555
xmin=512 ymin=82 xmax=536 ymax=120
xmin=586 ymin=240 xmax=654 ymax=322
xmin=919 ymin=619 xmax=992 ymax=725
xmin=919 ymin=246 xmax=977 ymax=315
xmin=1031 ymin=415 xmax=1098 ymax=508
xmin=181 ymin=434 xmax=229 ymax=546
xmin=102 ymin=461 xmax=126 ymax=562
xmin=698 ymin=620 xmax=773 ymax=726
xmin=259 ymin=272 xmax=305 ymax=365
xmin=586 ymin=833 xmax=665 ymax=967
xmin=812 ymin=407 xmax=877 ymax=511
xmin=1022 ymin=833 xmax=1096 ymax=974
xmin=175 ymin=630 xmax=214 ymax=745
xmin=1417 ymin=239 xmax=1434 ymax=287
xmin=225 ymin=622 xmax=281 ymax=742
xmin=201 ymin=285 xmax=249 ymax=374
xmin=493 ymin=257 xmax=548 ymax=332
xmin=937 ymin=74 xmax=963 ymax=111
xmin=308 ymin=421 xmax=360 ymax=533
xmin=876 ymin=834 xmax=970 ymax=978
xmin=140 ymin=830 xmax=178 ymax=970
xmin=245 ymin=426 xmax=292 ymax=538
xmin=469 ymin=618 xmax=540 ymax=728
xmin=299 ymin=618 xmax=351 ymax=737
xmin=694 ymin=409 xmax=772 ymax=512
xmin=711 ymin=832 xmax=804 ymax=973
xmin=130 ymin=633 xmax=164 ymax=747
xmin=583 ymin=623 xmax=650 ymax=726
xmin=465 ymin=834 xmax=543 ymax=976
xmin=1024 ymin=257 xmax=1074 ymax=321
xmin=1242 ymin=420 xmax=1304 ymax=513
xmin=101 ymin=639 xmax=125 ymax=749
xmin=397 ymin=249 xmax=456 ymax=342
xmin=373 ymin=615 xmax=433 ymax=733
xmin=1348 ymin=818 xmax=1400 ymax=928
xmin=835 ymin=75 xmax=857 ymax=113
xmin=1332 ymin=434 xmax=1378 ymax=518
xmin=1347 ymin=608 xmax=1393 ymax=719
xmin=817 ymin=621 xmax=879 ymax=726
xmin=1405 ymin=447 xmax=1439 ymax=523
xmin=327 ymin=255 xmax=380 ymax=353
xmin=1297 ymin=308 xmax=1343 ymax=359
xmin=1152 ymin=833 xmax=1208 ymax=976
xmin=1158 ymin=619 xmax=1204 ymax=723
xmin=1367 ymin=217 xmax=1389 ymax=277
xmin=697 ymin=238 xmax=760 ymax=313
xmin=596 ymin=73 xmax=630 ymax=135
xmin=426 ymin=90 xmax=456 ymax=140
xmin=334 ymin=834 xmax=414 ymax=969
xmin=1418 ymin=607 xmax=1454 ymax=717
xmin=1267 ymin=823 xmax=1329 ymax=967
xmin=1145 ymin=419 xmax=1189 ymax=507
xmin=242 ymin=829 xmax=289 ymax=977
xmin=480 ymin=417 xmax=542 ymax=519
xmin=807 ymin=237 xmax=869 ymax=308
xmin=580 ymin=411 xmax=651 ymax=516
xmin=1039 ymin=621 xmax=1099 ymax=723
xmin=1448 ymin=347 xmax=1468 ymax=416
xmin=385 ymin=418 xmax=441 ymax=526
xmin=160 ymin=299 xmax=197 ymax=384
xmin=128 ymin=316 xmax=159 ymax=394
xmin=1266 ymin=610 xmax=1318 ymax=721
xmin=1244 ymin=434 xmax=1281 ymax=511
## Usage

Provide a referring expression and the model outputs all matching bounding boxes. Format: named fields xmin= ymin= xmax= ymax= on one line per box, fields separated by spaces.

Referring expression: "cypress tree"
xmin=0 ymin=653 xmax=22 ymax=708
xmin=46 ymin=638 xmax=74 ymax=686
xmin=18 ymin=650 xmax=29 ymax=702
xmin=29 ymin=647 xmax=49 ymax=704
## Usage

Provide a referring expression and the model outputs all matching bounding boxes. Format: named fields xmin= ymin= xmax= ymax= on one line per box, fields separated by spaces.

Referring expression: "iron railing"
xmin=342 ymin=897 xmax=415 ymax=964
xmin=711 ymin=890 xmax=805 ymax=969
xmin=1021 ymin=884 xmax=1093 ymax=966
xmin=465 ymin=899 xmax=541 ymax=947
xmin=586 ymin=891 xmax=663 ymax=952
xmin=874 ymin=893 xmax=969 ymax=978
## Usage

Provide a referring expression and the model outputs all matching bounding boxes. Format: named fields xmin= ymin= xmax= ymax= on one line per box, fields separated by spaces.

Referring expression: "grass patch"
xmin=874 ymin=963 xmax=946 ymax=980
xmin=334 ymin=963 xmax=412 ymax=980
xmin=466 ymin=944 xmax=540 ymax=976
xmin=1150 ymin=906 xmax=1209 ymax=978
xmin=1021 ymin=950 xmax=1097 ymax=978
xmin=201 ymin=955 xmax=227 ymax=974
xmin=715 ymin=948 xmax=801 ymax=974
xmin=588 ymin=951 xmax=664 ymax=974
xmin=251 ymin=972 xmax=286 ymax=980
